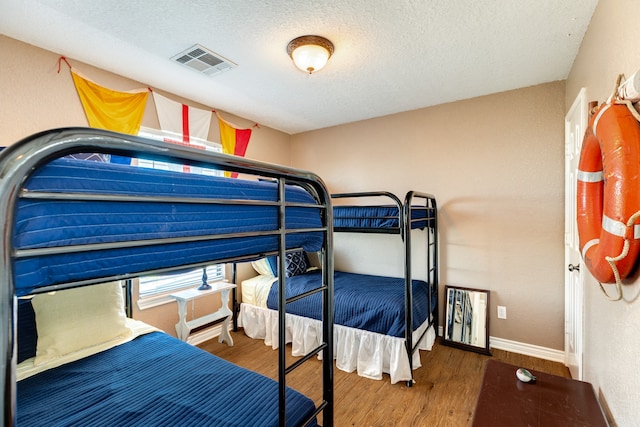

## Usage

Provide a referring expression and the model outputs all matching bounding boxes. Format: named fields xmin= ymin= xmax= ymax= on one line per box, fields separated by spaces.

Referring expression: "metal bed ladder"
xmin=276 ymin=179 xmax=334 ymax=427
xmin=403 ymin=191 xmax=438 ymax=387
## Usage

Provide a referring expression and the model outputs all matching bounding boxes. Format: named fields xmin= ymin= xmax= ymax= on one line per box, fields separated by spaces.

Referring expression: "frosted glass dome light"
xmin=287 ymin=35 xmax=334 ymax=74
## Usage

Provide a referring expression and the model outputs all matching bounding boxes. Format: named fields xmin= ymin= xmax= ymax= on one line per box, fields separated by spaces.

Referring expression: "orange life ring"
xmin=577 ymin=102 xmax=640 ymax=284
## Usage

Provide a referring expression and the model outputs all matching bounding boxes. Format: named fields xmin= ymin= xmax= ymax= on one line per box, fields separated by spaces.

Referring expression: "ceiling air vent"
xmin=171 ymin=44 xmax=236 ymax=76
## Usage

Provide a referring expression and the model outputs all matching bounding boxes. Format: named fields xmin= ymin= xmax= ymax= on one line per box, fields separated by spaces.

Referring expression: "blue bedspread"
xmin=17 ymin=332 xmax=318 ymax=427
xmin=333 ymin=205 xmax=431 ymax=230
xmin=13 ymin=158 xmax=324 ymax=295
xmin=267 ymin=270 xmax=436 ymax=337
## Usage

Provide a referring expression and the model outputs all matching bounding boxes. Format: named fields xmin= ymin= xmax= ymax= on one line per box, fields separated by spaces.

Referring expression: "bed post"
xmin=0 ymin=217 xmax=15 ymax=426
xmin=402 ymin=193 xmax=414 ymax=387
xmin=124 ymin=280 xmax=133 ymax=318
xmin=431 ymin=197 xmax=439 ymax=335
xmin=277 ymin=179 xmax=288 ymax=426
xmin=231 ymin=263 xmax=239 ymax=331
xmin=321 ymin=195 xmax=335 ymax=426
xmin=0 ymin=138 xmax=44 ymax=427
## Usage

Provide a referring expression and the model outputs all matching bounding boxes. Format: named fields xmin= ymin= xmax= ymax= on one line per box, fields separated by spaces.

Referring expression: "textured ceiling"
xmin=1 ymin=0 xmax=599 ymax=134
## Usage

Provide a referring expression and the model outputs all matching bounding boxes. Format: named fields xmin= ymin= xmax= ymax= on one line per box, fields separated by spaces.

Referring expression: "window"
xmin=135 ymin=127 xmax=225 ymax=309
xmin=137 ymin=127 xmax=222 ymax=175
xmin=137 ymin=265 xmax=225 ymax=309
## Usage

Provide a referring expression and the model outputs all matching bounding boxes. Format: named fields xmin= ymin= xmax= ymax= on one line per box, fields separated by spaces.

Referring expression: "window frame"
xmin=137 ymin=265 xmax=225 ymax=310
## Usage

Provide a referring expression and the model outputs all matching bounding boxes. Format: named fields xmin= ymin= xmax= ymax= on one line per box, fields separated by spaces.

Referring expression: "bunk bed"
xmin=240 ymin=191 xmax=438 ymax=385
xmin=0 ymin=128 xmax=334 ymax=427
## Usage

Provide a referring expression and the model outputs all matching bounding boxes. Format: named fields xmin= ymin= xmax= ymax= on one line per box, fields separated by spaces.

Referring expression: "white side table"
xmin=170 ymin=281 xmax=237 ymax=345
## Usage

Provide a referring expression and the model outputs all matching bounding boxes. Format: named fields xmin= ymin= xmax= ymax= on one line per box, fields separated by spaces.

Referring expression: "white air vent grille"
xmin=171 ymin=44 xmax=236 ymax=76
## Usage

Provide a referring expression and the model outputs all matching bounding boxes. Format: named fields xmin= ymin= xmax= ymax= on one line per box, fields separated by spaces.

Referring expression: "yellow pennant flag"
xmin=71 ymin=70 xmax=148 ymax=135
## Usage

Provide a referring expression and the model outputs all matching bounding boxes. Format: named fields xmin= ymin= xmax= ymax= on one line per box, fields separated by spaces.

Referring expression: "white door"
xmin=564 ymin=88 xmax=587 ymax=380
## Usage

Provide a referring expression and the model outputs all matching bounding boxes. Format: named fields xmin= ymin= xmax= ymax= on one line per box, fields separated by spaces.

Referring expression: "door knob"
xmin=568 ymin=263 xmax=580 ymax=272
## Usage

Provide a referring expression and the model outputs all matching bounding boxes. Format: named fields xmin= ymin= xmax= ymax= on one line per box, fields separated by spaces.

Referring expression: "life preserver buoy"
xmin=577 ymin=102 xmax=640 ymax=284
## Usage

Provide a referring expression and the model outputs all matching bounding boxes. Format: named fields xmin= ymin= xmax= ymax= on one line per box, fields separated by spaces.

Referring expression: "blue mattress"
xmin=333 ymin=205 xmax=431 ymax=230
xmin=17 ymin=332 xmax=318 ymax=427
xmin=267 ymin=270 xmax=436 ymax=337
xmin=13 ymin=158 xmax=324 ymax=296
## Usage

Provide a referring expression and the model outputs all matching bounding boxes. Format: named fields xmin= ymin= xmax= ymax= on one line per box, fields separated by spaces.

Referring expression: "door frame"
xmin=564 ymin=88 xmax=587 ymax=380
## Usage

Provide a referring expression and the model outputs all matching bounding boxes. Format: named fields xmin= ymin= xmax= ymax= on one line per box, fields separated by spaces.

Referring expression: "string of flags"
xmin=57 ymin=56 xmax=256 ymax=175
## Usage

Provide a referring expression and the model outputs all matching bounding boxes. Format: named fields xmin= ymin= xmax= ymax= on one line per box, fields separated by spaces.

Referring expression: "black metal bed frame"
xmin=331 ymin=191 xmax=438 ymax=386
xmin=0 ymin=128 xmax=334 ymax=427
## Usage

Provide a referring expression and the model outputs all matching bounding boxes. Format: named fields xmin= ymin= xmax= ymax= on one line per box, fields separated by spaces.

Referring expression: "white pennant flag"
xmin=152 ymin=91 xmax=211 ymax=144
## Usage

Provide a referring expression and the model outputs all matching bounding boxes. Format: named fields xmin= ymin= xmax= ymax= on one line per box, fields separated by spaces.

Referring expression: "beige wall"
xmin=291 ymin=81 xmax=566 ymax=350
xmin=0 ymin=35 xmax=291 ymax=336
xmin=0 ymin=35 xmax=567 ymax=351
xmin=566 ymin=0 xmax=640 ymax=424
xmin=0 ymin=36 xmax=291 ymax=162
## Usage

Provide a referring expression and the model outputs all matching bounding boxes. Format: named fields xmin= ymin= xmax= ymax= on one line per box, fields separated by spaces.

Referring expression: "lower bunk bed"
xmin=16 ymin=285 xmax=318 ymax=426
xmin=1 ymin=128 xmax=334 ymax=426
xmin=240 ymin=268 xmax=437 ymax=385
xmin=240 ymin=191 xmax=438 ymax=385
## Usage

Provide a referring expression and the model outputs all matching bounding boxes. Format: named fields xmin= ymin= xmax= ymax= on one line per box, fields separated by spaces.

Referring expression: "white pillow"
xmin=32 ymin=281 xmax=132 ymax=366
xmin=251 ymin=258 xmax=275 ymax=276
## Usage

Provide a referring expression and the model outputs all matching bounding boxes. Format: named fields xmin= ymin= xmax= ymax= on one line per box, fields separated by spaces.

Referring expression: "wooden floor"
xmin=199 ymin=329 xmax=569 ymax=427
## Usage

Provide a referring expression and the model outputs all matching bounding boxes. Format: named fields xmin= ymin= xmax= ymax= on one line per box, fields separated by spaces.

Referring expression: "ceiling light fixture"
xmin=287 ymin=35 xmax=334 ymax=74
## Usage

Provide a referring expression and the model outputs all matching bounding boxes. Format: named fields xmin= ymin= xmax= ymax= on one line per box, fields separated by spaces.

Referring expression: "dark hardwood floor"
xmin=199 ymin=329 xmax=569 ymax=426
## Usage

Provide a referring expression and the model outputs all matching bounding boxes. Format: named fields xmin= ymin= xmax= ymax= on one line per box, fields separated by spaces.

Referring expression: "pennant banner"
xmin=71 ymin=70 xmax=148 ymax=135
xmin=218 ymin=113 xmax=252 ymax=178
xmin=152 ymin=92 xmax=211 ymax=144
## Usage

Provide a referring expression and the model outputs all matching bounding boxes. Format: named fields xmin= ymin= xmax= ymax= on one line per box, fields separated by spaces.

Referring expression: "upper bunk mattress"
xmin=13 ymin=158 xmax=324 ymax=295
xmin=333 ymin=205 xmax=431 ymax=230
xmin=17 ymin=331 xmax=318 ymax=426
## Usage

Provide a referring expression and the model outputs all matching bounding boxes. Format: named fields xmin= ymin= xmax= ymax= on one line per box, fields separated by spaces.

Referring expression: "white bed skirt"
xmin=239 ymin=303 xmax=436 ymax=384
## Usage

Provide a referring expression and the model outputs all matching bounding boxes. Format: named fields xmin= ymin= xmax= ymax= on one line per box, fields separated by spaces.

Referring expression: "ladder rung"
xmin=301 ymin=401 xmax=328 ymax=427
xmin=286 ymin=285 xmax=327 ymax=304
xmin=286 ymin=343 xmax=327 ymax=374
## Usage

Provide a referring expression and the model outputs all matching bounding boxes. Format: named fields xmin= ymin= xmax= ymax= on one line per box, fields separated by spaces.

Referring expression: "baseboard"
xmin=437 ymin=326 xmax=565 ymax=364
xmin=197 ymin=325 xmax=565 ymax=364
xmin=489 ymin=336 xmax=565 ymax=364
xmin=186 ymin=323 xmax=230 ymax=346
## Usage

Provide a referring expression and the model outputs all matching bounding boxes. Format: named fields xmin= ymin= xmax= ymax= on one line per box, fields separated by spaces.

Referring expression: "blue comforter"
xmin=267 ymin=270 xmax=435 ymax=337
xmin=17 ymin=332 xmax=318 ymax=426
xmin=333 ymin=205 xmax=432 ymax=229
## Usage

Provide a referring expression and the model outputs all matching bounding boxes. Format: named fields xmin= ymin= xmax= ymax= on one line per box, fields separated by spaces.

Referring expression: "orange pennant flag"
xmin=218 ymin=113 xmax=252 ymax=178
